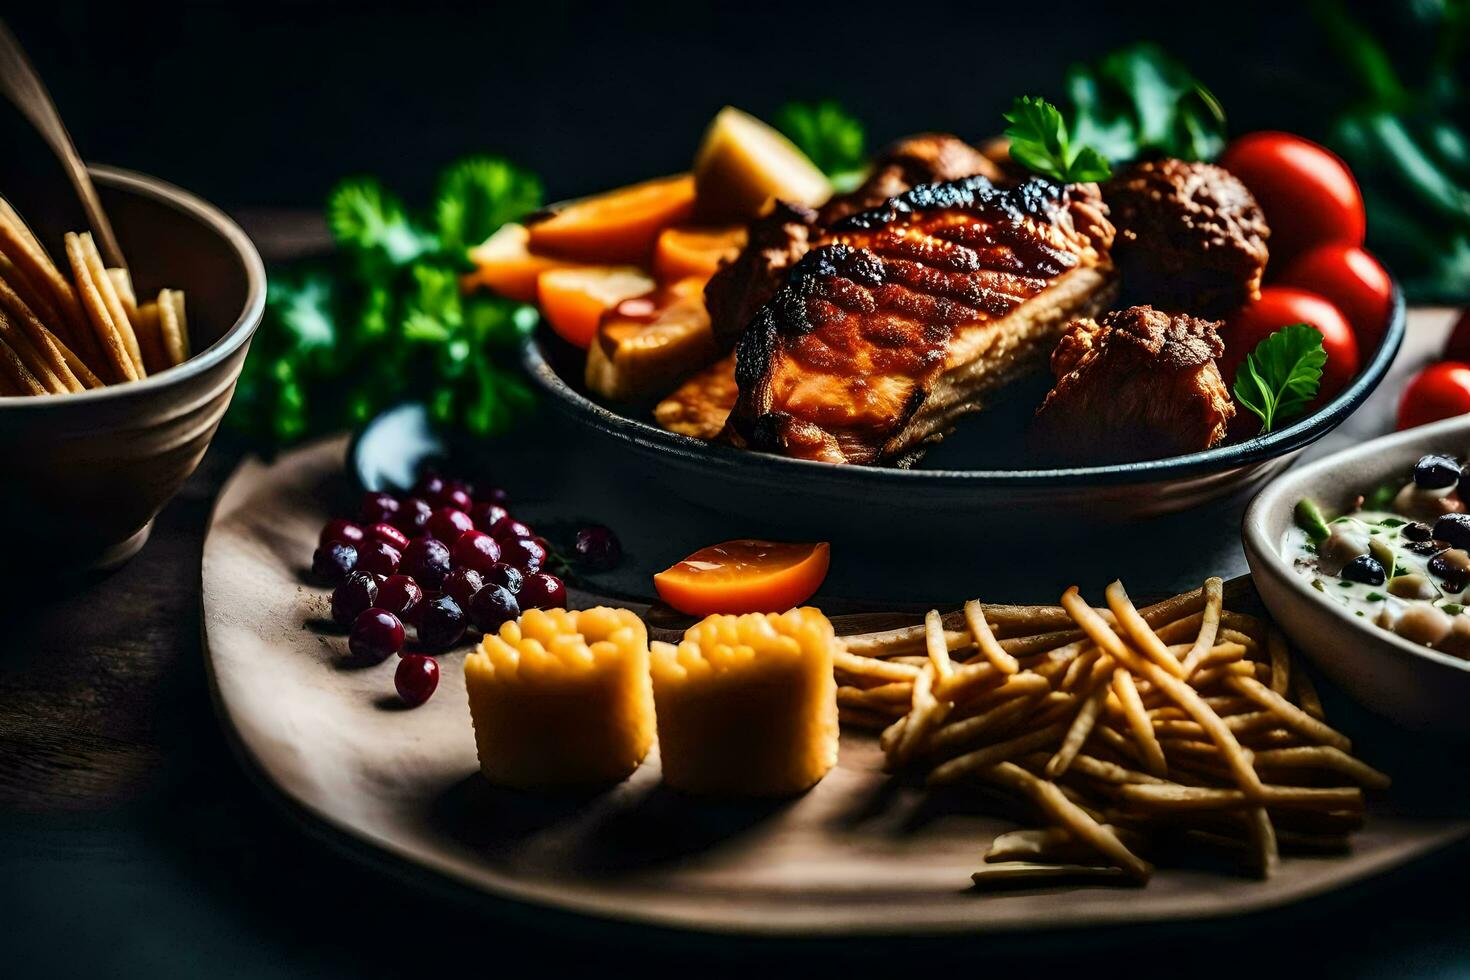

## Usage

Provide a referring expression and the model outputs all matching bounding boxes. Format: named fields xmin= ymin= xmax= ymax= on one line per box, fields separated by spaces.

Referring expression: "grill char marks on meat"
xmin=1104 ymin=159 xmax=1270 ymax=319
xmin=1031 ymin=305 xmax=1235 ymax=464
xmin=703 ymin=134 xmax=1001 ymax=350
xmin=725 ymin=175 xmax=1117 ymax=465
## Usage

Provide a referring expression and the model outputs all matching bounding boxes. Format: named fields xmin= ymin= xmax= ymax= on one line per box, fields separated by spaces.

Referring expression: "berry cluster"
xmin=310 ymin=474 xmax=570 ymax=707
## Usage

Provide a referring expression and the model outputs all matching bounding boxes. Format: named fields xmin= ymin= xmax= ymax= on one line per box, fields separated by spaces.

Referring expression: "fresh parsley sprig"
xmin=229 ymin=156 xmax=543 ymax=449
xmin=1002 ymin=95 xmax=1113 ymax=184
xmin=1233 ymin=324 xmax=1328 ymax=434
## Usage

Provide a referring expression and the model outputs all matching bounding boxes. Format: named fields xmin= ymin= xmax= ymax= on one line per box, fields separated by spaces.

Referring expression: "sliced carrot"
xmin=463 ymin=223 xmax=584 ymax=302
xmin=652 ymin=224 xmax=747 ymax=283
xmin=527 ymin=174 xmax=695 ymax=264
xmin=654 ymin=540 xmax=831 ymax=617
xmin=537 ymin=266 xmax=656 ymax=349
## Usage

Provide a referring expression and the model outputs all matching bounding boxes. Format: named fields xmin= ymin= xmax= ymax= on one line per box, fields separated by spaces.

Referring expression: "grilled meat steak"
xmin=724 ymin=175 xmax=1117 ymax=464
xmin=1105 ymin=159 xmax=1269 ymax=319
xmin=704 ymin=134 xmax=1000 ymax=350
xmin=1031 ymin=305 xmax=1234 ymax=464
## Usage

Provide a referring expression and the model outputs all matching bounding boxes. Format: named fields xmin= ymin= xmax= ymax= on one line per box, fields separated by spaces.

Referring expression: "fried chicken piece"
xmin=1031 ymin=306 xmax=1234 ymax=464
xmin=1104 ymin=159 xmax=1269 ymax=319
xmin=705 ymin=134 xmax=1000 ymax=349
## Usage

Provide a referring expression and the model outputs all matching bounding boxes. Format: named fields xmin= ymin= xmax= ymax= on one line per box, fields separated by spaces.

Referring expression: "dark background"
xmin=5 ymin=0 xmax=1379 ymax=212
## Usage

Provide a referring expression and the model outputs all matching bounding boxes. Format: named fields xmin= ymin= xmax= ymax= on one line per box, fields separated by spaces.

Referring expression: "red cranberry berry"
xmin=469 ymin=501 xmax=508 ymax=533
xmin=452 ymin=530 xmax=502 ymax=573
xmin=378 ymin=574 xmax=425 ymax=623
xmin=366 ymin=522 xmax=411 ymax=552
xmin=483 ymin=562 xmax=524 ymax=594
xmin=395 ymin=655 xmax=439 ymax=707
xmin=429 ymin=507 xmax=475 ymax=544
xmin=412 ymin=473 xmax=448 ymax=504
xmin=500 ymin=537 xmax=546 ymax=574
xmin=355 ymin=540 xmax=403 ymax=577
xmin=483 ymin=487 xmax=510 ymax=507
xmin=489 ymin=516 xmax=534 ymax=543
xmin=358 ymin=491 xmax=400 ymax=526
xmin=518 ymin=572 xmax=566 ymax=610
xmin=332 ymin=571 xmax=381 ymax=627
xmin=443 ymin=485 xmax=474 ymax=512
xmin=469 ymin=584 xmax=520 ymax=632
xmin=312 ymin=541 xmax=358 ymax=585
xmin=349 ymin=608 xmax=404 ymax=663
xmin=402 ymin=536 xmax=452 ymax=590
xmin=416 ymin=595 xmax=467 ymax=651
xmin=390 ymin=497 xmax=434 ymax=536
xmin=319 ymin=519 xmax=365 ymax=548
xmin=572 ymin=525 xmax=622 ymax=571
xmin=442 ymin=567 xmax=485 ymax=609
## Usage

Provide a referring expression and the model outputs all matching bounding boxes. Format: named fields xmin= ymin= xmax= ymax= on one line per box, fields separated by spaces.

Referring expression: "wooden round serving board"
xmin=202 ymin=436 xmax=1470 ymax=936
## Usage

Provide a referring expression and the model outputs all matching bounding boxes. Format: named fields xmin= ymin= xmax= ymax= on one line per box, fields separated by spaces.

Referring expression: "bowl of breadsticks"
xmin=0 ymin=165 xmax=265 ymax=571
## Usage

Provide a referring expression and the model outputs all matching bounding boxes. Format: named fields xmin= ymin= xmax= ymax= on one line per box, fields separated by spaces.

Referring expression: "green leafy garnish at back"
xmin=230 ymin=154 xmax=544 ymax=450
xmin=434 ymin=157 xmax=543 ymax=256
xmin=773 ymin=101 xmax=868 ymax=191
xmin=1233 ymin=324 xmax=1328 ymax=434
xmin=1064 ymin=43 xmax=1226 ymax=163
xmin=1002 ymin=96 xmax=1112 ymax=184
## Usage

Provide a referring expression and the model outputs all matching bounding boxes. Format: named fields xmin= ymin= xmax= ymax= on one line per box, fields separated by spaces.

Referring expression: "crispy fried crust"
xmin=725 ymin=176 xmax=1117 ymax=464
xmin=1031 ymin=305 xmax=1235 ymax=464
xmin=1105 ymin=159 xmax=1269 ymax=319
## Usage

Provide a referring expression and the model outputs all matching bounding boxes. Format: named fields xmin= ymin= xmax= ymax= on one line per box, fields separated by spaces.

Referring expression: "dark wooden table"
xmin=3 ymin=217 xmax=1469 ymax=978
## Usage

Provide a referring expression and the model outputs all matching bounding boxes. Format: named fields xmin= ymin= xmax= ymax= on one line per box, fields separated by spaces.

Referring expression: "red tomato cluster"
xmin=1217 ymin=132 xmax=1391 ymax=411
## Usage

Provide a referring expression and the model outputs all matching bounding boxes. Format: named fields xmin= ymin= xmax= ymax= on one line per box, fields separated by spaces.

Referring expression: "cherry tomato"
xmin=1222 ymin=287 xmax=1360 ymax=401
xmin=1219 ymin=132 xmax=1365 ymax=266
xmin=1441 ymin=310 xmax=1470 ymax=363
xmin=1277 ymin=243 xmax=1393 ymax=353
xmin=1399 ymin=362 xmax=1470 ymax=430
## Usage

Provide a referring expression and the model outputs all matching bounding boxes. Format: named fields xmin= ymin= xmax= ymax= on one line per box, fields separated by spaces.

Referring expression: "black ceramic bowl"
xmin=524 ymin=289 xmax=1406 ymax=539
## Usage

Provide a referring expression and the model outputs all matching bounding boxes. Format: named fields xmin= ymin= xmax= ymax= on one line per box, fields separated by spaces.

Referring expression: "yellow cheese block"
xmin=649 ymin=608 xmax=839 ymax=797
xmin=465 ymin=607 xmax=655 ymax=789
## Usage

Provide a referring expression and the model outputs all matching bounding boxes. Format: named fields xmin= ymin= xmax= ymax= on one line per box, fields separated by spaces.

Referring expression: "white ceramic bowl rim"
xmin=1243 ymin=412 xmax=1470 ymax=674
xmin=0 ymin=164 xmax=267 ymax=407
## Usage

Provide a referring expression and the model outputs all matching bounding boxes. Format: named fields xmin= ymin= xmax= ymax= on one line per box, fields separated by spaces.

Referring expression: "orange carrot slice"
xmin=463 ymin=223 xmax=584 ymax=302
xmin=654 ymin=540 xmax=831 ymax=616
xmin=527 ymin=174 xmax=695 ymax=263
xmin=537 ymin=266 xmax=655 ymax=349
xmin=652 ymin=224 xmax=747 ymax=283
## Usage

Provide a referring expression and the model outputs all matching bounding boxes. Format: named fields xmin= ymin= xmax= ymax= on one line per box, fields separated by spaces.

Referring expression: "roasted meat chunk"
xmin=705 ymin=134 xmax=1000 ymax=349
xmin=818 ymin=133 xmax=1003 ymax=224
xmin=704 ymin=200 xmax=818 ymax=350
xmin=1031 ymin=305 xmax=1235 ymax=464
xmin=724 ymin=176 xmax=1117 ymax=465
xmin=655 ymin=354 xmax=739 ymax=440
xmin=1104 ymin=159 xmax=1269 ymax=319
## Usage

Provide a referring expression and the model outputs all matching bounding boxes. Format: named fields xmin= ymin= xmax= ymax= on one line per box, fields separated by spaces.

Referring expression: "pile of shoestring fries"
xmin=835 ymin=578 xmax=1390 ymax=885
xmin=0 ymin=197 xmax=187 ymax=396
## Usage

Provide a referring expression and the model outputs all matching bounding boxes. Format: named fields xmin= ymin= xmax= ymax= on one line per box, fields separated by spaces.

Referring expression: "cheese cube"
xmin=650 ymin=608 xmax=839 ymax=796
xmin=464 ymin=607 xmax=655 ymax=789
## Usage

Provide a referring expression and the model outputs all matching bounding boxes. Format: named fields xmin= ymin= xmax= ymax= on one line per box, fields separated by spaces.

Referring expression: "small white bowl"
xmin=1243 ymin=414 xmax=1470 ymax=733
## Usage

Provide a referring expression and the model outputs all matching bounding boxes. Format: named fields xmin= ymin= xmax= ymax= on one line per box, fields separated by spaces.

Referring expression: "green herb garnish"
xmin=1063 ymin=43 xmax=1226 ymax=164
xmin=1233 ymin=324 xmax=1327 ymax=434
xmin=1002 ymin=96 xmax=1113 ymax=184
xmin=1443 ymin=603 xmax=1464 ymax=616
xmin=1367 ymin=592 xmax=1387 ymax=602
xmin=1364 ymin=482 xmax=1399 ymax=511
xmin=229 ymin=155 xmax=543 ymax=448
xmin=774 ymin=101 xmax=868 ymax=192
xmin=1295 ymin=498 xmax=1332 ymax=543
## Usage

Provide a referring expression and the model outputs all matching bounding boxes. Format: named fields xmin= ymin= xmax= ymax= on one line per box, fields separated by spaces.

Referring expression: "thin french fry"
xmin=964 ymin=600 xmax=1020 ymax=675
xmin=1229 ymin=676 xmax=1352 ymax=752
xmin=833 ymin=649 xmax=920 ymax=682
xmin=1112 ymin=668 xmax=1167 ymax=777
xmin=1045 ymin=680 xmax=1110 ymax=777
xmin=160 ymin=288 xmax=189 ymax=366
xmin=985 ymin=762 xmax=1152 ymax=880
xmin=1106 ymin=580 xmax=1188 ymax=678
xmin=1181 ymin=577 xmax=1224 ymax=675
xmin=0 ymin=335 xmax=45 ymax=395
xmin=66 ymin=232 xmax=135 ymax=382
xmin=79 ymin=234 xmax=145 ymax=377
xmin=1268 ymin=629 xmax=1291 ymax=696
